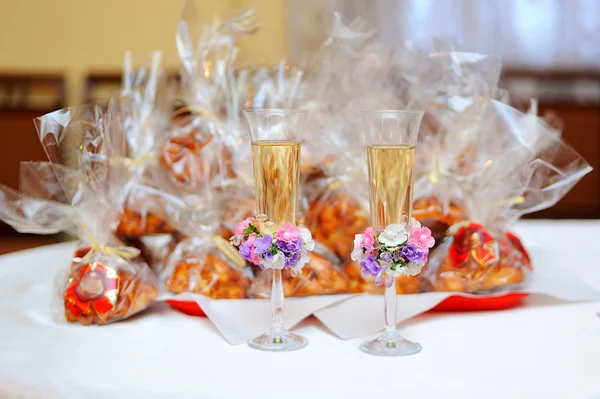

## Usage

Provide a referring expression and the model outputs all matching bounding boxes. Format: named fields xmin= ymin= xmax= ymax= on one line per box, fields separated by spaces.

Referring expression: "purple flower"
xmin=263 ymin=252 xmax=273 ymax=262
xmin=276 ymin=239 xmax=302 ymax=256
xmin=239 ymin=242 xmax=253 ymax=262
xmin=284 ymin=251 xmax=300 ymax=268
xmin=254 ymin=235 xmax=273 ymax=255
xmin=380 ymin=251 xmax=393 ymax=265
xmin=392 ymin=250 xmax=403 ymax=262
xmin=401 ymin=244 xmax=426 ymax=263
xmin=360 ymin=255 xmax=381 ymax=277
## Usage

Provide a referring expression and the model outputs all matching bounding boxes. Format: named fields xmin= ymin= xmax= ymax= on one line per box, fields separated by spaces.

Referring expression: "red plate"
xmin=167 ymin=292 xmax=529 ymax=317
xmin=431 ymin=292 xmax=529 ymax=311
xmin=167 ymin=300 xmax=206 ymax=317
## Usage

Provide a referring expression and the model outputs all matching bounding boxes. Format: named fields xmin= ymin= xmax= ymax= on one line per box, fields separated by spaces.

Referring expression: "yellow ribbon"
xmin=424 ymin=154 xmax=442 ymax=184
xmin=327 ymin=178 xmax=344 ymax=191
xmin=173 ymin=105 xmax=226 ymax=132
xmin=124 ymin=152 xmax=157 ymax=169
xmin=210 ymin=236 xmax=247 ymax=268
xmin=491 ymin=196 xmax=525 ymax=208
xmin=77 ymin=217 xmax=141 ymax=261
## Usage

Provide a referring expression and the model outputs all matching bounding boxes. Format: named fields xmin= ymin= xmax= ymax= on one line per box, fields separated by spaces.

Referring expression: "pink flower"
xmin=362 ymin=227 xmax=376 ymax=254
xmin=235 ymin=217 xmax=258 ymax=236
xmin=275 ymin=222 xmax=301 ymax=243
xmin=409 ymin=226 xmax=435 ymax=250
xmin=246 ymin=233 xmax=257 ymax=248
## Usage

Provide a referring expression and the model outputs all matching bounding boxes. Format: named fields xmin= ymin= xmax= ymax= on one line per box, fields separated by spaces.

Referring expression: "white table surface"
xmin=0 ymin=220 xmax=599 ymax=399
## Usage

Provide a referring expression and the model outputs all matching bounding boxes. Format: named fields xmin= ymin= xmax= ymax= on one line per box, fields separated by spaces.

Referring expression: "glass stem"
xmin=271 ymin=268 xmax=284 ymax=336
xmin=384 ymin=276 xmax=397 ymax=336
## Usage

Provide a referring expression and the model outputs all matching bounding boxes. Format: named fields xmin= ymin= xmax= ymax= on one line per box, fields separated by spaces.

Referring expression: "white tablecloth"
xmin=0 ymin=220 xmax=599 ymax=399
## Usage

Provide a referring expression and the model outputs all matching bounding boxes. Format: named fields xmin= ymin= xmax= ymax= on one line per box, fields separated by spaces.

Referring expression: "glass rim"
xmin=361 ymin=109 xmax=425 ymax=116
xmin=242 ymin=108 xmax=309 ymax=115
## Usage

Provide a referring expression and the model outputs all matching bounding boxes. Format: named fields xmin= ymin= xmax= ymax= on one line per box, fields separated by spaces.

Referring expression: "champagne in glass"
xmin=367 ymin=144 xmax=416 ymax=229
xmin=244 ymin=109 xmax=308 ymax=352
xmin=361 ymin=110 xmax=424 ymax=357
xmin=252 ymin=141 xmax=301 ymax=226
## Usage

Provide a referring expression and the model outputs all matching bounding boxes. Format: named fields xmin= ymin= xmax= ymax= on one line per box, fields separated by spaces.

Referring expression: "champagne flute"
xmin=361 ymin=109 xmax=424 ymax=356
xmin=243 ymin=108 xmax=308 ymax=351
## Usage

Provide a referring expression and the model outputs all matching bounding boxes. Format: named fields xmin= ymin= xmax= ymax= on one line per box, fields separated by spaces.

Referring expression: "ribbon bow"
xmin=491 ymin=196 xmax=525 ymax=208
xmin=77 ymin=217 xmax=140 ymax=262
xmin=210 ymin=235 xmax=246 ymax=268
xmin=124 ymin=152 xmax=157 ymax=169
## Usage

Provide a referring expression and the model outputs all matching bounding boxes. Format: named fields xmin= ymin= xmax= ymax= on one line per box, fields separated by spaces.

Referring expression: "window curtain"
xmin=287 ymin=0 xmax=600 ymax=68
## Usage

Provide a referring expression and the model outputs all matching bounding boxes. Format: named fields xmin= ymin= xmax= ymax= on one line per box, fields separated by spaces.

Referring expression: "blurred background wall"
xmin=0 ymin=0 xmax=287 ymax=253
xmin=0 ymin=0 xmax=598 ymax=254
xmin=0 ymin=0 xmax=286 ymax=105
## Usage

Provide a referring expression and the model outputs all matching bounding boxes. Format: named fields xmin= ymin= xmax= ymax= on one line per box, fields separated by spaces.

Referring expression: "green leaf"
xmin=243 ymin=222 xmax=259 ymax=235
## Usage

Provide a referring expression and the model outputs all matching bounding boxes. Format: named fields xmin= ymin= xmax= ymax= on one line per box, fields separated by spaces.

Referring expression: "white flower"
xmin=378 ymin=224 xmax=408 ymax=247
xmin=293 ymin=248 xmax=310 ymax=274
xmin=353 ymin=233 xmax=363 ymax=248
xmin=351 ymin=247 xmax=366 ymax=263
xmin=262 ymin=252 xmax=285 ymax=270
xmin=351 ymin=233 xmax=366 ymax=262
xmin=299 ymin=227 xmax=315 ymax=251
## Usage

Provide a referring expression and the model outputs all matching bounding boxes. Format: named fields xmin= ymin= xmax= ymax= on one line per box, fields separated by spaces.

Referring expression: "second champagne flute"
xmin=353 ymin=109 xmax=431 ymax=356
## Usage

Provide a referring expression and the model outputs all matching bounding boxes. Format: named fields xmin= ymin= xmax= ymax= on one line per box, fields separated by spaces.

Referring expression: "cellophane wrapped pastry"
xmin=162 ymin=5 xmax=258 ymax=190
xmin=116 ymin=51 xmax=177 ymax=238
xmin=249 ymin=242 xmax=349 ymax=298
xmin=217 ymin=183 xmax=256 ymax=239
xmin=33 ymin=100 xmax=159 ymax=324
xmin=158 ymin=185 xmax=254 ymax=299
xmin=303 ymin=176 xmax=369 ymax=262
xmin=163 ymin=236 xmax=253 ymax=299
xmin=410 ymin=50 xmax=503 ymax=246
xmin=424 ymin=100 xmax=592 ymax=293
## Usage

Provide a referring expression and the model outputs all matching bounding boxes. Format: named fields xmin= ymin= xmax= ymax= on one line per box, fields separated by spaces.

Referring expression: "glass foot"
xmin=360 ymin=331 xmax=421 ymax=357
xmin=248 ymin=327 xmax=308 ymax=352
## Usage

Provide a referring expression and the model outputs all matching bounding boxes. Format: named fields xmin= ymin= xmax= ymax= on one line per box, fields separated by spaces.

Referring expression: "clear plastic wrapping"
xmin=163 ymin=236 xmax=253 ymax=299
xmin=11 ymin=99 xmax=160 ymax=324
xmin=424 ymin=99 xmax=592 ymax=293
xmin=155 ymin=172 xmax=254 ymax=299
xmin=411 ymin=50 xmax=503 ymax=246
xmin=117 ymin=51 xmax=177 ymax=238
xmin=298 ymin=13 xmax=414 ymax=293
xmin=164 ymin=5 xmax=258 ymax=191
xmin=303 ymin=177 xmax=369 ymax=262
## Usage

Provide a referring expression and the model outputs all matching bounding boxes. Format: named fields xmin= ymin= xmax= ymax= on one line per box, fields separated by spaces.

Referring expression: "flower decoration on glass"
xmin=230 ymin=214 xmax=315 ymax=274
xmin=351 ymin=218 xmax=434 ymax=287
